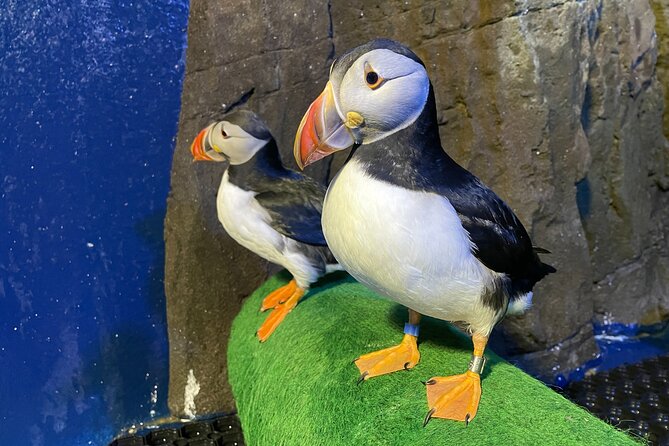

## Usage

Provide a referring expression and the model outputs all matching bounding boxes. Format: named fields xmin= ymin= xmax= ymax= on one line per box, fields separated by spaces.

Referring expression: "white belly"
xmin=217 ymin=171 xmax=319 ymax=288
xmin=323 ymin=160 xmax=500 ymax=333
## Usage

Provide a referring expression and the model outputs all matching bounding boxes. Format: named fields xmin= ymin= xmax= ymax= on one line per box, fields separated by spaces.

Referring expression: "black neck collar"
xmin=351 ymin=86 xmax=462 ymax=190
xmin=227 ymin=139 xmax=295 ymax=189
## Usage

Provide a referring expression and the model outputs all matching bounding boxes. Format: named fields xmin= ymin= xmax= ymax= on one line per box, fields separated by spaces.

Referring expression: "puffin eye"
xmin=364 ymin=62 xmax=383 ymax=89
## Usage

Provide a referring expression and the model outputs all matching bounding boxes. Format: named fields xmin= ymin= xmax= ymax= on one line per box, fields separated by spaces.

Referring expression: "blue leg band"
xmin=404 ymin=323 xmax=420 ymax=337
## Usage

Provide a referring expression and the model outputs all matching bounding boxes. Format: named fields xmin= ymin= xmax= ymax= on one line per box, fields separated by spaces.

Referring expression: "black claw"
xmin=423 ymin=408 xmax=436 ymax=427
xmin=403 ymin=362 xmax=410 ymax=370
xmin=356 ymin=371 xmax=369 ymax=385
xmin=465 ymin=413 xmax=471 ymax=426
xmin=425 ymin=379 xmax=436 ymax=386
xmin=420 ymin=380 xmax=427 ymax=386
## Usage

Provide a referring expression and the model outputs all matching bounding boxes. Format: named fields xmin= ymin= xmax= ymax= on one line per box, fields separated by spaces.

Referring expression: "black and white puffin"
xmin=191 ymin=109 xmax=338 ymax=342
xmin=294 ymin=39 xmax=555 ymax=424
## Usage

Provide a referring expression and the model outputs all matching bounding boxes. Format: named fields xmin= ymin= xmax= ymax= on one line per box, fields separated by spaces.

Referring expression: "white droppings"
xmin=183 ymin=369 xmax=200 ymax=419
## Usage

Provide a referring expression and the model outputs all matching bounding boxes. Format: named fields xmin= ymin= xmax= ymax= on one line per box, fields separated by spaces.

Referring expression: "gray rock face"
xmin=164 ymin=0 xmax=336 ymax=417
xmin=165 ymin=0 xmax=669 ymax=415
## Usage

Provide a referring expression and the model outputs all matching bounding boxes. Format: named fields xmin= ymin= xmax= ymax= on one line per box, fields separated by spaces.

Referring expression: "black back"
xmin=354 ymin=86 xmax=555 ymax=298
xmin=227 ymin=137 xmax=328 ymax=247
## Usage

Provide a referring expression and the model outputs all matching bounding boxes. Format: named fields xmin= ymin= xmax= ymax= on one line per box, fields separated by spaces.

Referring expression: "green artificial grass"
xmin=228 ymin=273 xmax=638 ymax=446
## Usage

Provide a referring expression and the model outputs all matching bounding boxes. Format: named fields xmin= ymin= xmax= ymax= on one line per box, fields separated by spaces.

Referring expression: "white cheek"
xmin=339 ymin=71 xmax=429 ymax=143
xmin=368 ymin=72 xmax=428 ymax=129
xmin=224 ymin=139 xmax=259 ymax=164
xmin=208 ymin=123 xmax=269 ymax=165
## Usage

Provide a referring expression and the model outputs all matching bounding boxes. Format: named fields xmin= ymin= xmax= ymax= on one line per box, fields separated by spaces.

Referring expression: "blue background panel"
xmin=0 ymin=1 xmax=189 ymax=445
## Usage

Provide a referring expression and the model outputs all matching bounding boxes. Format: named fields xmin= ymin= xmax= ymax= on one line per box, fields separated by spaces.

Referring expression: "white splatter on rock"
xmin=183 ymin=369 xmax=200 ymax=419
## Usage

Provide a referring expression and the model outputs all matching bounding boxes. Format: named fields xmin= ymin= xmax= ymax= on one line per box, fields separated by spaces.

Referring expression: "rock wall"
xmin=165 ymin=0 xmax=669 ymax=416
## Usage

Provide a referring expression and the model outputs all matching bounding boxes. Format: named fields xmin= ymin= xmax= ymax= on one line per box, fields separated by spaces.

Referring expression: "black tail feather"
xmin=542 ymin=262 xmax=557 ymax=274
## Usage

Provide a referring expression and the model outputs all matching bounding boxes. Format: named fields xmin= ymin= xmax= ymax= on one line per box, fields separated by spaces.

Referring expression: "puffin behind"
xmin=294 ymin=39 xmax=555 ymax=424
xmin=191 ymin=109 xmax=339 ymax=341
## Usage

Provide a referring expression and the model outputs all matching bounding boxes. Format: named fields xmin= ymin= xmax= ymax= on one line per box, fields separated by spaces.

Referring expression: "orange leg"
xmin=260 ymin=279 xmax=297 ymax=312
xmin=355 ymin=309 xmax=422 ymax=382
xmin=256 ymin=286 xmax=305 ymax=342
xmin=424 ymin=333 xmax=488 ymax=425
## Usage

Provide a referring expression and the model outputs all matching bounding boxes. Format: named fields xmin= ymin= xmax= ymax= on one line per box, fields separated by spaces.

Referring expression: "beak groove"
xmin=191 ymin=124 xmax=227 ymax=162
xmin=294 ymin=82 xmax=355 ymax=169
xmin=190 ymin=128 xmax=215 ymax=162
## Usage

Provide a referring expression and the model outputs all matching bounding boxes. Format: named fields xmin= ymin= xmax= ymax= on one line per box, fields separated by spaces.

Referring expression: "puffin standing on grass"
xmin=294 ymin=39 xmax=555 ymax=424
xmin=191 ymin=110 xmax=338 ymax=342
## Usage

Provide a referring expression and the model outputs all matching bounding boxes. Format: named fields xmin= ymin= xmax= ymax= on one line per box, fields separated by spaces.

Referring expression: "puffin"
xmin=191 ymin=109 xmax=339 ymax=342
xmin=293 ymin=39 xmax=555 ymax=424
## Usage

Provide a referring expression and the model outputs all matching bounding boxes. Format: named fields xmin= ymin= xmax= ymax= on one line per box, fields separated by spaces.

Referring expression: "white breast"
xmin=322 ymin=160 xmax=501 ymax=335
xmin=217 ymin=171 xmax=320 ymax=288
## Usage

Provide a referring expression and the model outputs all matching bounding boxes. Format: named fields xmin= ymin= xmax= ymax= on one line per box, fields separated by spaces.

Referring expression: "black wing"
xmin=254 ymin=175 xmax=328 ymax=246
xmin=436 ymin=165 xmax=555 ymax=294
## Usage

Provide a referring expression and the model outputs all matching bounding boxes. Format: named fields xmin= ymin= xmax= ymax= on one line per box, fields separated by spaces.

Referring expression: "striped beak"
xmin=190 ymin=124 xmax=226 ymax=162
xmin=294 ymin=82 xmax=355 ymax=169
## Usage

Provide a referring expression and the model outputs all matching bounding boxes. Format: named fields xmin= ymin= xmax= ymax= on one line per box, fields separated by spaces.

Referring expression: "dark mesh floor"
xmin=110 ymin=354 xmax=669 ymax=445
xmin=109 ymin=414 xmax=245 ymax=446
xmin=564 ymin=354 xmax=669 ymax=445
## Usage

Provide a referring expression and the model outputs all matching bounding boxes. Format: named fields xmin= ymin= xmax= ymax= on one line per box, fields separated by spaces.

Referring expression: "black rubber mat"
xmin=111 ymin=353 xmax=669 ymax=445
xmin=564 ymin=354 xmax=669 ymax=445
xmin=109 ymin=414 xmax=244 ymax=446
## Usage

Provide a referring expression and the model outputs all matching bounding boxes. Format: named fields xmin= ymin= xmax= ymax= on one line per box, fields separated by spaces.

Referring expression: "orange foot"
xmin=424 ymin=371 xmax=481 ymax=425
xmin=355 ymin=334 xmax=420 ymax=382
xmin=260 ymin=279 xmax=297 ymax=312
xmin=257 ymin=286 xmax=305 ymax=342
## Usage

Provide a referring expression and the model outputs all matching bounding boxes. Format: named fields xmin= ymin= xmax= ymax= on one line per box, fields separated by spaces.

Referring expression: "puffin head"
xmin=294 ymin=39 xmax=430 ymax=169
xmin=191 ymin=110 xmax=272 ymax=165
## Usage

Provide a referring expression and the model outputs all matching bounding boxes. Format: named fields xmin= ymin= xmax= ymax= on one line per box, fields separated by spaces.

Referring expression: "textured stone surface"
xmin=328 ymin=0 xmax=669 ymax=373
xmin=165 ymin=0 xmax=669 ymax=416
xmin=651 ymin=0 xmax=669 ymax=191
xmin=164 ymin=0 xmax=335 ymax=416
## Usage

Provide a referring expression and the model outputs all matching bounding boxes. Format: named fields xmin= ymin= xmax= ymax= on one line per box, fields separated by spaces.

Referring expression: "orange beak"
xmin=294 ymin=82 xmax=355 ymax=169
xmin=190 ymin=127 xmax=215 ymax=161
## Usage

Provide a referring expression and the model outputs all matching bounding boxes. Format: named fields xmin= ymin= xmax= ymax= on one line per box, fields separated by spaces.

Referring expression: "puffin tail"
xmin=542 ymin=262 xmax=557 ymax=275
xmin=314 ymin=245 xmax=343 ymax=274
xmin=320 ymin=246 xmax=339 ymax=265
xmin=325 ymin=263 xmax=345 ymax=274
xmin=533 ymin=246 xmax=556 ymax=276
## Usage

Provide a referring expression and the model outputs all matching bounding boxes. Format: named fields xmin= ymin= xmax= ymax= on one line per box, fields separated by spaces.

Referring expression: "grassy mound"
xmin=228 ymin=273 xmax=636 ymax=445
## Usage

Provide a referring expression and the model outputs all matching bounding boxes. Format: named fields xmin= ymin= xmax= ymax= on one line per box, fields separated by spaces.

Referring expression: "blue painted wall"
xmin=0 ymin=1 xmax=189 ymax=445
